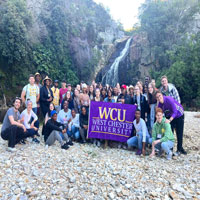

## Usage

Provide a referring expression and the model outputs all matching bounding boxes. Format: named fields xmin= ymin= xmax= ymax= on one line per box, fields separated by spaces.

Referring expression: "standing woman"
xmin=89 ymin=85 xmax=95 ymax=101
xmin=136 ymin=81 xmax=143 ymax=94
xmin=61 ymin=91 xmax=74 ymax=110
xmin=155 ymin=91 xmax=187 ymax=155
xmin=101 ymin=87 xmax=107 ymax=100
xmin=73 ymin=89 xmax=81 ymax=114
xmin=94 ymin=88 xmax=103 ymax=102
xmin=104 ymin=89 xmax=115 ymax=103
xmin=147 ymin=83 xmax=157 ymax=133
xmin=40 ymin=76 xmax=53 ymax=117
xmin=92 ymin=88 xmax=103 ymax=147
xmin=79 ymin=84 xmax=90 ymax=113
xmin=132 ymin=85 xmax=147 ymax=121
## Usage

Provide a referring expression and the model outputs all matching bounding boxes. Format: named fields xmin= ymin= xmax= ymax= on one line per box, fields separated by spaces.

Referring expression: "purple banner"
xmin=88 ymin=101 xmax=137 ymax=142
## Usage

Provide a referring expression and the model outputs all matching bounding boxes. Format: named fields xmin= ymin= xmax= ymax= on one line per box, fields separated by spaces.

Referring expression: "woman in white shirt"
xmin=20 ymin=100 xmax=40 ymax=143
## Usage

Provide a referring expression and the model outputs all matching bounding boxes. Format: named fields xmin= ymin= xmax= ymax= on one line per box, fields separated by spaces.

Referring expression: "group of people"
xmin=1 ymin=72 xmax=187 ymax=160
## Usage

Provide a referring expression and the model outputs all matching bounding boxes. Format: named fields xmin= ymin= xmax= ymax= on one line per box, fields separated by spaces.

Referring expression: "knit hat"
xmin=50 ymin=110 xmax=57 ymax=117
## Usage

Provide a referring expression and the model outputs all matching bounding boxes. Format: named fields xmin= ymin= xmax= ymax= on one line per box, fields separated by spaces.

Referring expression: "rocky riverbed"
xmin=0 ymin=112 xmax=199 ymax=200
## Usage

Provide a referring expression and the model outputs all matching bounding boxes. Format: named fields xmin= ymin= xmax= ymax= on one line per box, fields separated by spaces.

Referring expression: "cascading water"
xmin=102 ymin=37 xmax=132 ymax=87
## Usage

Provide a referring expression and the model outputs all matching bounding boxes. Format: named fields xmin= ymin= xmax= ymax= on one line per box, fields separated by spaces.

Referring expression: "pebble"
xmin=0 ymin=111 xmax=199 ymax=199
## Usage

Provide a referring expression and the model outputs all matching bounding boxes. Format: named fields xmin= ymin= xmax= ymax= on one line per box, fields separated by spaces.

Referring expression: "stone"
xmin=25 ymin=188 xmax=32 ymax=194
xmin=169 ymin=191 xmax=179 ymax=199
xmin=70 ymin=177 xmax=76 ymax=183
xmin=14 ymin=188 xmax=21 ymax=195
xmin=108 ymin=192 xmax=115 ymax=199
xmin=122 ymin=189 xmax=129 ymax=196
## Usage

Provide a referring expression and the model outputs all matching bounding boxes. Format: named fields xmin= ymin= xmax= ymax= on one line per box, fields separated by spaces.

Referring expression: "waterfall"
xmin=102 ymin=37 xmax=132 ymax=87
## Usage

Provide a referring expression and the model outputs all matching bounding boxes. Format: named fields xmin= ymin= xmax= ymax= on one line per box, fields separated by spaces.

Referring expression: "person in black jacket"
xmin=79 ymin=106 xmax=89 ymax=143
xmin=40 ymin=76 xmax=54 ymax=117
xmin=117 ymin=85 xmax=132 ymax=104
xmin=132 ymin=85 xmax=148 ymax=121
xmin=44 ymin=110 xmax=73 ymax=150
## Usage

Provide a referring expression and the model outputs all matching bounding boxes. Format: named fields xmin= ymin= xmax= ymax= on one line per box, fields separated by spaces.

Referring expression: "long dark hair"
xmin=63 ymin=91 xmax=72 ymax=102
xmin=147 ymin=83 xmax=157 ymax=104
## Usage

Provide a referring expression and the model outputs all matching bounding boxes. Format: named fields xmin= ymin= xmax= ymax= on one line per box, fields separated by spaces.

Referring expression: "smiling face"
xmin=49 ymin=103 xmax=54 ymax=111
xmin=74 ymin=89 xmax=79 ymax=97
xmin=62 ymin=82 xmax=66 ymax=88
xmin=95 ymin=89 xmax=100 ymax=98
xmin=45 ymin=79 xmax=51 ymax=86
xmin=161 ymin=77 xmax=168 ymax=88
xmin=156 ymin=111 xmax=163 ymax=123
xmin=63 ymin=101 xmax=69 ymax=111
xmin=67 ymin=85 xmax=72 ymax=91
xmin=156 ymin=92 xmax=164 ymax=103
xmin=148 ymin=83 xmax=154 ymax=94
xmin=52 ymin=113 xmax=57 ymax=121
xmin=66 ymin=91 xmax=71 ymax=99
xmin=81 ymin=107 xmax=87 ymax=115
xmin=108 ymin=90 xmax=112 ymax=97
xmin=71 ymin=109 xmax=76 ymax=118
xmin=14 ymin=99 xmax=21 ymax=110
xmin=135 ymin=110 xmax=141 ymax=120
xmin=35 ymin=75 xmax=41 ymax=82
xmin=29 ymin=76 xmax=35 ymax=85
xmin=89 ymin=85 xmax=94 ymax=93
xmin=134 ymin=86 xmax=140 ymax=95
xmin=27 ymin=101 xmax=33 ymax=111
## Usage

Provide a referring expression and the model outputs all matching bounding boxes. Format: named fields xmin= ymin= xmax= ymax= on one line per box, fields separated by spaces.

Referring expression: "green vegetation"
xmin=138 ymin=0 xmax=200 ymax=108
xmin=0 ymin=0 xmax=114 ymax=98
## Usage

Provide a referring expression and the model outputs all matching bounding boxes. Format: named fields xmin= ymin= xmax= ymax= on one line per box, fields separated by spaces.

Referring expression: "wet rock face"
xmin=96 ymin=33 xmax=156 ymax=85
xmin=0 ymin=111 xmax=199 ymax=199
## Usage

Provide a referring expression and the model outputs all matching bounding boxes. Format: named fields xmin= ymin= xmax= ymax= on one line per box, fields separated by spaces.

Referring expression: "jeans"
xmin=32 ymin=107 xmax=37 ymax=114
xmin=150 ymin=104 xmax=156 ymax=132
xmin=55 ymin=105 xmax=60 ymax=113
xmin=79 ymin=127 xmax=87 ymax=142
xmin=68 ymin=125 xmax=80 ymax=140
xmin=27 ymin=128 xmax=37 ymax=137
xmin=155 ymin=141 xmax=174 ymax=154
xmin=127 ymin=131 xmax=151 ymax=150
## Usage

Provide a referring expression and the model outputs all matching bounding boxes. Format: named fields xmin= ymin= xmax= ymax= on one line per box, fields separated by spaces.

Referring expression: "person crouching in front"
xmin=150 ymin=108 xmax=175 ymax=160
xmin=44 ymin=110 xmax=70 ymax=150
xmin=127 ymin=109 xmax=151 ymax=156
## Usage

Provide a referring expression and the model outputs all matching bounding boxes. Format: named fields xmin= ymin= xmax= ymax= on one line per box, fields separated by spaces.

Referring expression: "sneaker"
xmin=36 ymin=133 xmax=40 ymax=137
xmin=93 ymin=140 xmax=97 ymax=147
xmin=20 ymin=139 xmax=26 ymax=145
xmin=32 ymin=138 xmax=40 ymax=144
xmin=166 ymin=151 xmax=173 ymax=160
xmin=173 ymin=151 xmax=181 ymax=157
xmin=180 ymin=149 xmax=187 ymax=155
xmin=6 ymin=147 xmax=17 ymax=152
xmin=67 ymin=140 xmax=74 ymax=146
xmin=61 ymin=144 xmax=69 ymax=150
xmin=97 ymin=141 xmax=101 ymax=147
xmin=136 ymin=149 xmax=142 ymax=155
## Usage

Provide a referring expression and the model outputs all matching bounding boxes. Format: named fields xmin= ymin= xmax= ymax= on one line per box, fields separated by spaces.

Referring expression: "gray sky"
xmin=94 ymin=0 xmax=145 ymax=29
